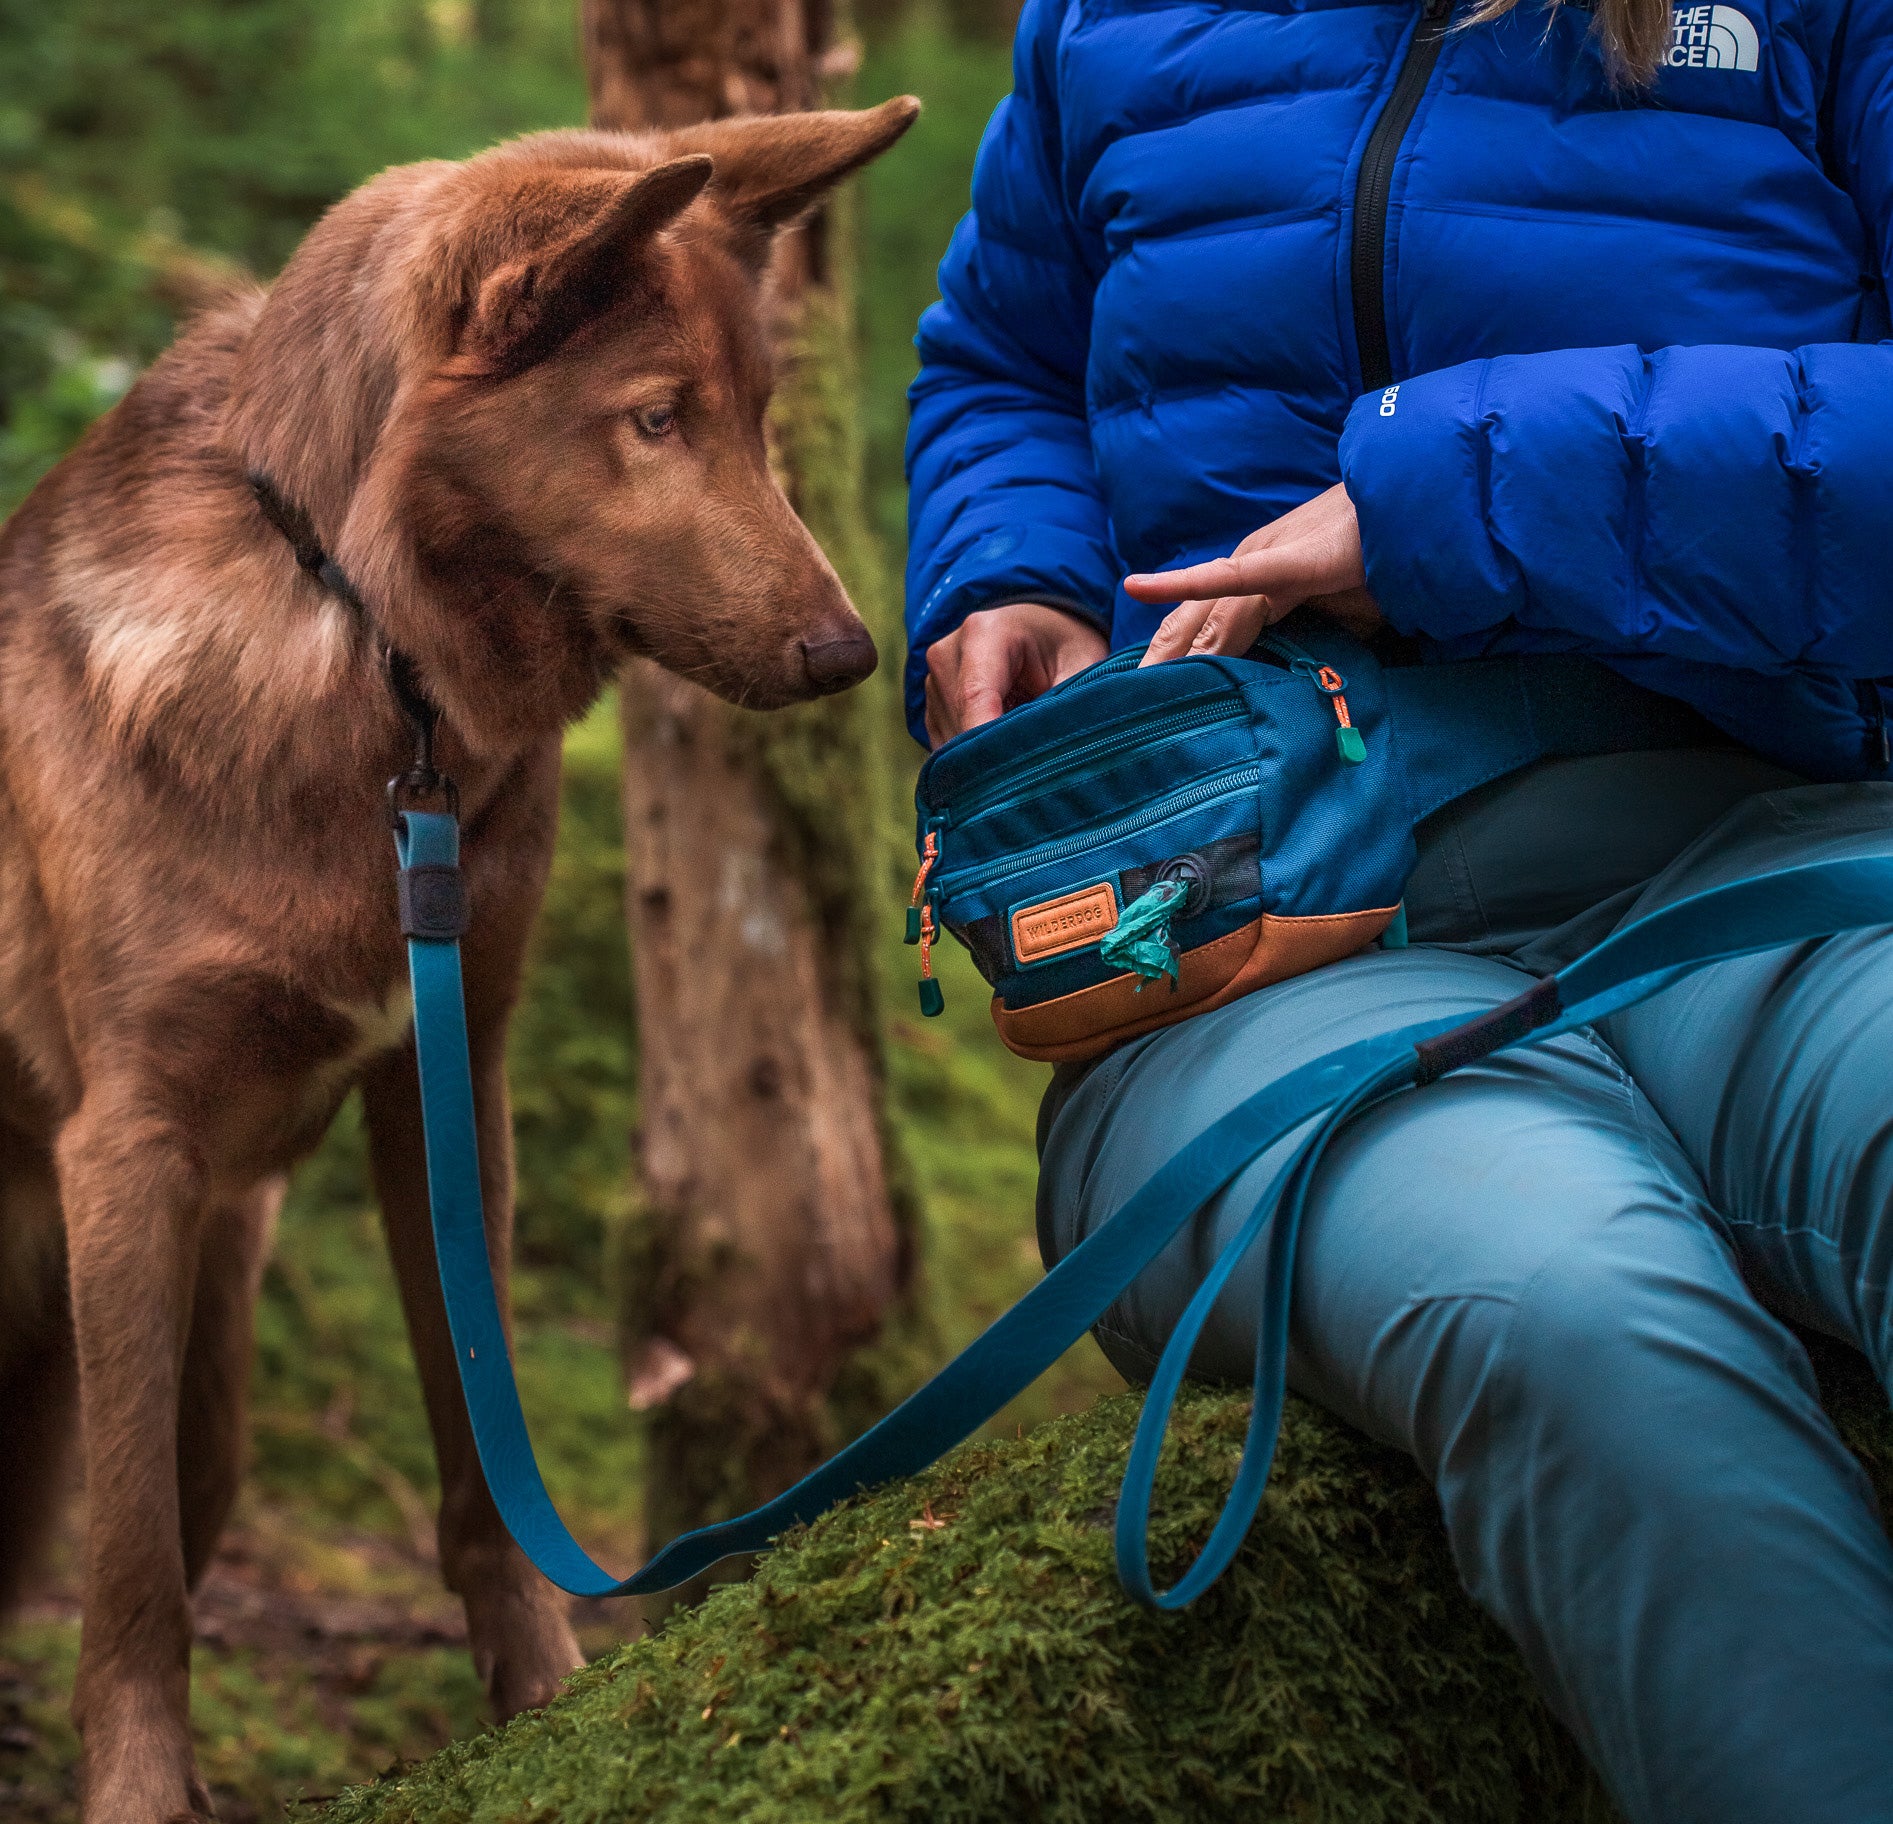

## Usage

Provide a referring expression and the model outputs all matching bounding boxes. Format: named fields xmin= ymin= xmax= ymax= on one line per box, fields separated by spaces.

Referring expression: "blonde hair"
xmin=1467 ymin=0 xmax=1674 ymax=83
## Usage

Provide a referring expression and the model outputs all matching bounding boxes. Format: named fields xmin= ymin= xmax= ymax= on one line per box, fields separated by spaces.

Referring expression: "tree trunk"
xmin=583 ymin=0 xmax=916 ymax=1581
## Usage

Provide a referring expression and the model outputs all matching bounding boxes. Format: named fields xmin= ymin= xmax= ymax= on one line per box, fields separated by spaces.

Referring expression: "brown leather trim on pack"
xmin=991 ymin=906 xmax=1397 ymax=1063
xmin=1010 ymin=880 xmax=1120 ymax=965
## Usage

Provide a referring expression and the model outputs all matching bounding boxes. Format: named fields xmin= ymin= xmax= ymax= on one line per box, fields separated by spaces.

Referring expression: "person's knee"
xmin=1557 ymin=1210 xmax=1791 ymax=1370
xmin=1438 ymin=1216 xmax=1826 ymax=1594
xmin=1478 ymin=1217 xmax=1796 ymax=1469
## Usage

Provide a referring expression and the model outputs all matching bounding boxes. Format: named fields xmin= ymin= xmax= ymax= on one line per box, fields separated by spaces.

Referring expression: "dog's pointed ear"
xmin=670 ymin=96 xmax=920 ymax=270
xmin=467 ymin=154 xmax=714 ymax=368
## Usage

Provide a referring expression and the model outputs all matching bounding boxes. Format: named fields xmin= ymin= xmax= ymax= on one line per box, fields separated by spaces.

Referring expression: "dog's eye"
xmin=633 ymin=403 xmax=676 ymax=438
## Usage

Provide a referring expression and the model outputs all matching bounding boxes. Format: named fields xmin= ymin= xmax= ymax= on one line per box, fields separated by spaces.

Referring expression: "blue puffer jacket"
xmin=902 ymin=0 xmax=1893 ymax=780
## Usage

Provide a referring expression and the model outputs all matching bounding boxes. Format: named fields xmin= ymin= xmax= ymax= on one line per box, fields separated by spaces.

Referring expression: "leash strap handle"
xmin=1114 ymin=1052 xmax=1417 ymax=1608
xmin=1113 ymin=852 xmax=1893 ymax=1606
xmin=397 ymin=807 xmax=1893 ymax=1602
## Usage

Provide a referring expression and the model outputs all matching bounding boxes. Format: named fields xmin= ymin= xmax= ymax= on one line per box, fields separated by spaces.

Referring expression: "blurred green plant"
xmin=0 ymin=177 xmax=164 ymax=508
xmin=0 ymin=0 xmax=589 ymax=514
xmin=506 ymin=705 xmax=637 ymax=1289
xmin=0 ymin=0 xmax=586 ymax=267
xmin=857 ymin=8 xmax=1013 ymax=555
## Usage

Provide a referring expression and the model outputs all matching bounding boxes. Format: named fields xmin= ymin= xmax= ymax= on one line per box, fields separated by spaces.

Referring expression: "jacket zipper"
xmin=1351 ymin=0 xmax=1453 ymax=393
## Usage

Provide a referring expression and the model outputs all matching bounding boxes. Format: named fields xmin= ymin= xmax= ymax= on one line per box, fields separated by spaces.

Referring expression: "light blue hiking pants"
xmin=1038 ymin=761 xmax=1893 ymax=1824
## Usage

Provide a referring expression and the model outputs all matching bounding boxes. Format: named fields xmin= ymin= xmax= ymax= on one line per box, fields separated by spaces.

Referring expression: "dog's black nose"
xmin=801 ymin=629 xmax=878 ymax=694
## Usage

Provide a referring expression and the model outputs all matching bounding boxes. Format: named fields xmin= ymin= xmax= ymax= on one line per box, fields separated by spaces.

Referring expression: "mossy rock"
xmin=315 ymin=1341 xmax=1891 ymax=1824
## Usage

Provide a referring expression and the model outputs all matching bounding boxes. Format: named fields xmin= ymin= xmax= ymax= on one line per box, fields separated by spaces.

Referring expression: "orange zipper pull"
xmin=906 ymin=829 xmax=939 ymax=943
xmin=1317 ymin=666 xmax=1367 ymax=764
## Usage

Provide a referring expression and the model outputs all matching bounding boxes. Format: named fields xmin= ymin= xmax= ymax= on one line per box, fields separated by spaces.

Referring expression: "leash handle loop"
xmin=1109 ymin=849 xmax=1893 ymax=1605
xmin=1115 ymin=1052 xmax=1415 ymax=1608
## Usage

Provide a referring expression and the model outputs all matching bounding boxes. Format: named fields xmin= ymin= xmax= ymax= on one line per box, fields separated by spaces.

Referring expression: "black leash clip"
xmin=384 ymin=651 xmax=467 ymax=938
xmin=387 ymin=764 xmax=461 ymax=828
xmin=384 ymin=649 xmax=459 ymax=828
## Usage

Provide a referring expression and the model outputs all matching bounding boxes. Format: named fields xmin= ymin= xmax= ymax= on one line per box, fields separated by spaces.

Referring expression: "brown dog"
xmin=0 ymin=96 xmax=916 ymax=1822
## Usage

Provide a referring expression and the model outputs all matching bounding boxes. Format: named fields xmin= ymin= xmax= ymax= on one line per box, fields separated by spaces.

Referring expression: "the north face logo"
xmin=1667 ymin=3 xmax=1761 ymax=70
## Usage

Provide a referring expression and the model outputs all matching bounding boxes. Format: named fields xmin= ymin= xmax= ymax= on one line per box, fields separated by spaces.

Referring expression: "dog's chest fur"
xmin=0 ymin=306 xmax=559 ymax=1175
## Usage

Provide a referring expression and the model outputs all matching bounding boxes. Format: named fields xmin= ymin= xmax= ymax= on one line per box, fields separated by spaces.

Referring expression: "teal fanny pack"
xmin=909 ymin=619 xmax=1711 ymax=1060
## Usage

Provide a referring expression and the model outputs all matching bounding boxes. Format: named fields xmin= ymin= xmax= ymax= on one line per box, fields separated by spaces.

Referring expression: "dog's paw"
xmin=487 ymin=1646 xmax=585 ymax=1721
xmin=464 ymin=1583 xmax=585 ymax=1720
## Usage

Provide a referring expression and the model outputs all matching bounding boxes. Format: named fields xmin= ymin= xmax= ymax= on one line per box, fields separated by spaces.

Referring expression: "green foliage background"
xmin=0 ymin=0 xmax=589 ymax=505
xmin=0 ymin=4 xmax=1127 ymax=1817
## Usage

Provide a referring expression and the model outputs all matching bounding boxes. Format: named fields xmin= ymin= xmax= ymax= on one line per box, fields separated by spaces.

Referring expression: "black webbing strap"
xmin=1411 ymin=974 xmax=1562 ymax=1084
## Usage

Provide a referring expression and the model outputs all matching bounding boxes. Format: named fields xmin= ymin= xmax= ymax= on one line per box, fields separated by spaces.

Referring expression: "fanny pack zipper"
xmin=936 ymin=633 xmax=1361 ymax=828
xmin=939 ymin=694 xmax=1244 ymax=826
xmin=1261 ymin=633 xmax=1367 ymax=763
xmin=936 ymin=761 xmax=1262 ymax=900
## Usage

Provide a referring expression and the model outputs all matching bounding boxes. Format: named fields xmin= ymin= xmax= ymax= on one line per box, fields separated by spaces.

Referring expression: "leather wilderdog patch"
xmin=1011 ymin=881 xmax=1119 ymax=965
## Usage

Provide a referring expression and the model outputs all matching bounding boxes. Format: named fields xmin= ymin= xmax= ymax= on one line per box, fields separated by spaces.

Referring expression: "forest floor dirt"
xmin=0 ymin=1504 xmax=642 ymax=1823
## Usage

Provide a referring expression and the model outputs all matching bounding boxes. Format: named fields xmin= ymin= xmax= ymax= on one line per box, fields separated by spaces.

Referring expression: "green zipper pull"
xmin=905 ymin=829 xmax=940 ymax=945
xmin=917 ymin=899 xmax=944 ymax=1017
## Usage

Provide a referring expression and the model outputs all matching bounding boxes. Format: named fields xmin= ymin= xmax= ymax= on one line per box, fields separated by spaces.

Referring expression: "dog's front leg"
xmin=178 ymin=1179 xmax=283 ymax=1589
xmin=362 ymin=1040 xmax=584 ymax=1718
xmin=55 ymin=1097 xmax=215 ymax=1824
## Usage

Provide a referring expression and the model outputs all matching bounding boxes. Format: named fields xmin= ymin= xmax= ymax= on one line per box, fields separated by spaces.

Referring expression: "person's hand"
xmin=1123 ymin=483 xmax=1382 ymax=666
xmin=923 ymin=601 xmax=1110 ymax=747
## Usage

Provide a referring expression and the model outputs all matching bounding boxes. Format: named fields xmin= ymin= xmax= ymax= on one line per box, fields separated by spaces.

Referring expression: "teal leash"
xmin=393 ymin=798 xmax=1893 ymax=1605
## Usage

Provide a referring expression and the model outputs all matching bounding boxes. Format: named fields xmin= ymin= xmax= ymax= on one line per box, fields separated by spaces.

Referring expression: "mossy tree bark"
xmin=583 ymin=0 xmax=917 ymax=1576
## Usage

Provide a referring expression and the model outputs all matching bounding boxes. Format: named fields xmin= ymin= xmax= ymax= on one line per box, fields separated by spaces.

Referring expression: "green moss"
xmin=308 ymin=1389 xmax=1605 ymax=1823
xmin=310 ymin=1342 xmax=1893 ymax=1824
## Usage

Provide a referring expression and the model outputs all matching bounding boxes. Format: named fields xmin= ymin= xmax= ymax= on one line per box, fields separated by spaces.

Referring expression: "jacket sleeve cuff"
xmin=1338 ymin=364 xmax=1525 ymax=644
xmin=903 ymin=526 xmax=1116 ymax=745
